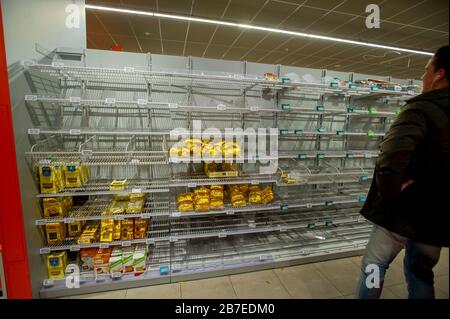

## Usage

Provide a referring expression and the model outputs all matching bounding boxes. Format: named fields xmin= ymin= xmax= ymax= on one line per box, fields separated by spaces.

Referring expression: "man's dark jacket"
xmin=360 ymin=88 xmax=449 ymax=247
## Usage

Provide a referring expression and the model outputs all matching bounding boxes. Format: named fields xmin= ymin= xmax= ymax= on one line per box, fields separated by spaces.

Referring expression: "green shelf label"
xmin=349 ymin=84 xmax=356 ymax=89
xmin=347 ymin=107 xmax=354 ymax=113
xmin=394 ymin=108 xmax=401 ymax=116
xmin=281 ymin=77 xmax=291 ymax=84
xmin=368 ymin=107 xmax=377 ymax=114
xmin=280 ymin=129 xmax=289 ymax=135
xmin=370 ymin=86 xmax=378 ymax=92
xmin=280 ymin=204 xmax=289 ymax=211
xmin=307 ymin=222 xmax=316 ymax=229
xmin=336 ymin=130 xmax=344 ymax=136
xmin=330 ymin=82 xmax=339 ymax=88
xmin=346 ymin=153 xmax=354 ymax=158
xmin=367 ymin=130 xmax=375 ymax=137
xmin=325 ymin=220 xmax=333 ymax=227
xmin=316 ymin=153 xmax=324 ymax=159
xmin=294 ymin=129 xmax=303 ymax=135
xmin=298 ymin=154 xmax=307 ymax=160
xmin=317 ymin=128 xmax=325 ymax=133
xmin=316 ymin=105 xmax=324 ymax=112
xmin=325 ymin=201 xmax=333 ymax=206
xmin=360 ymin=175 xmax=369 ymax=182
xmin=281 ymin=104 xmax=290 ymax=110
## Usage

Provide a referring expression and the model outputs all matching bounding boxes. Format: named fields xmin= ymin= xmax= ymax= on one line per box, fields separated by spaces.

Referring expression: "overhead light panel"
xmin=85 ymin=4 xmax=434 ymax=56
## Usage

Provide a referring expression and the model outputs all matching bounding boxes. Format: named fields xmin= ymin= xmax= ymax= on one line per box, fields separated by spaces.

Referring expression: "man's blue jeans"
xmin=356 ymin=225 xmax=441 ymax=299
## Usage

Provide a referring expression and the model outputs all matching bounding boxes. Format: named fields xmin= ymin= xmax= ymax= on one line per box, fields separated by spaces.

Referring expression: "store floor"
xmin=64 ymin=248 xmax=448 ymax=299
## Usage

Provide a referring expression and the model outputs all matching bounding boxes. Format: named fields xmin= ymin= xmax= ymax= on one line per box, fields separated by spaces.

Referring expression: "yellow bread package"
xmin=177 ymin=192 xmax=194 ymax=204
xmin=63 ymin=164 xmax=84 ymax=188
xmin=194 ymin=186 xmax=210 ymax=197
xmin=113 ymin=220 xmax=121 ymax=240
xmin=110 ymin=179 xmax=130 ymax=201
xmin=230 ymin=192 xmax=245 ymax=203
xmin=239 ymin=184 xmax=249 ymax=193
xmin=129 ymin=192 xmax=145 ymax=202
xmin=108 ymin=200 xmax=128 ymax=215
xmin=249 ymin=190 xmax=262 ymax=204
xmin=231 ymin=199 xmax=247 ymax=207
xmin=39 ymin=165 xmax=63 ymax=194
xmin=134 ymin=218 xmax=149 ymax=239
xmin=121 ymin=219 xmax=134 ymax=241
xmin=178 ymin=202 xmax=194 ymax=212
xmin=249 ymin=185 xmax=260 ymax=192
xmin=210 ymin=185 xmax=224 ymax=191
xmin=195 ymin=196 xmax=210 ymax=206
xmin=77 ymin=224 xmax=99 ymax=244
xmin=45 ymin=222 xmax=66 ymax=245
xmin=210 ymin=199 xmax=224 ymax=210
xmin=261 ymin=186 xmax=274 ymax=205
xmin=210 ymin=189 xmax=224 ymax=200
xmin=43 ymin=197 xmax=67 ymax=218
xmin=195 ymin=203 xmax=210 ymax=212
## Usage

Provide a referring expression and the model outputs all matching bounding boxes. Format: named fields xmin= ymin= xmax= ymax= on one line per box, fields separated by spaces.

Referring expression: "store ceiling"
xmin=85 ymin=0 xmax=449 ymax=80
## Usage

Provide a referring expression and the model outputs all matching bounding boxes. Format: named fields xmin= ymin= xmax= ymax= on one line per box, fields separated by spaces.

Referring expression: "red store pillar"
xmin=0 ymin=2 xmax=33 ymax=298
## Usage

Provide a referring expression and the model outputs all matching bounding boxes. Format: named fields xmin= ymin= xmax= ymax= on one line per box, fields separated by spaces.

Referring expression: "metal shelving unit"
xmin=22 ymin=51 xmax=415 ymax=297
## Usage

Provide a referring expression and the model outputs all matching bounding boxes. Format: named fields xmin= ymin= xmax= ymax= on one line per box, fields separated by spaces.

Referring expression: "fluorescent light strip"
xmin=85 ymin=4 xmax=434 ymax=56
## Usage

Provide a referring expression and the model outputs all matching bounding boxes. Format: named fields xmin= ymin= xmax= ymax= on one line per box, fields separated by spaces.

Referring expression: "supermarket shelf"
xmin=39 ymin=221 xmax=371 ymax=298
xmin=279 ymin=105 xmax=398 ymax=117
xmin=36 ymin=179 xmax=170 ymax=198
xmin=170 ymin=173 xmax=278 ymax=187
xmin=278 ymin=150 xmax=379 ymax=160
xmin=25 ymin=62 xmax=416 ymax=99
xmin=279 ymin=129 xmax=385 ymax=137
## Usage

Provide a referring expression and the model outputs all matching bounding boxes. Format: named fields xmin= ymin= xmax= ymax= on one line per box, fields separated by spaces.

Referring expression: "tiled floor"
xmin=66 ymin=248 xmax=449 ymax=299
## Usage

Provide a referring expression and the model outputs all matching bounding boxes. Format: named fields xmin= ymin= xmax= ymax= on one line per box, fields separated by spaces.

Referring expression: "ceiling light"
xmin=85 ymin=4 xmax=434 ymax=56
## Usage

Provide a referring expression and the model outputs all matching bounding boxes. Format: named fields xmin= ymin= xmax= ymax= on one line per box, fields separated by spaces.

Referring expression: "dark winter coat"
xmin=360 ymin=88 xmax=449 ymax=247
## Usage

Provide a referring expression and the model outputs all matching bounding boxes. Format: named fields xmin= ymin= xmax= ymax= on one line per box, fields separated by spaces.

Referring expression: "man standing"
xmin=356 ymin=45 xmax=449 ymax=299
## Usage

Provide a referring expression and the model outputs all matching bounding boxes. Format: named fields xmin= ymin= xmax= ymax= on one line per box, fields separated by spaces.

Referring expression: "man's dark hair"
xmin=433 ymin=45 xmax=449 ymax=81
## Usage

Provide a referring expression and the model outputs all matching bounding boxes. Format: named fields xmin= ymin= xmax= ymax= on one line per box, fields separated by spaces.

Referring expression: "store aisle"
xmin=64 ymin=248 xmax=448 ymax=299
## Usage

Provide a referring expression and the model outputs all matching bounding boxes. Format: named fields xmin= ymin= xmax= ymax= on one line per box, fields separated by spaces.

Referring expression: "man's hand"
xmin=401 ymin=179 xmax=414 ymax=192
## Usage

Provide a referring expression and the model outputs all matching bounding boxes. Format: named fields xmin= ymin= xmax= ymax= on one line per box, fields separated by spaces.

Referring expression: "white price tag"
xmin=217 ymin=104 xmax=226 ymax=111
xmin=122 ymin=241 xmax=131 ymax=247
xmin=112 ymin=272 xmax=122 ymax=279
xmin=43 ymin=279 xmax=54 ymax=287
xmin=249 ymin=223 xmax=256 ymax=228
xmin=259 ymin=255 xmax=270 ymax=261
xmin=170 ymin=236 xmax=178 ymax=242
xmin=250 ymin=106 xmax=259 ymax=112
xmin=187 ymin=183 xmax=197 ymax=188
xmin=132 ymin=188 xmax=142 ymax=194
xmin=70 ymin=97 xmax=81 ymax=104
xmin=38 ymin=159 xmax=51 ymax=165
xmin=105 ymin=98 xmax=116 ymax=105
xmin=65 ymin=218 xmax=75 ymax=224
xmin=28 ymin=128 xmax=40 ymax=135
xmin=40 ymin=248 xmax=51 ymax=254
xmin=137 ymin=99 xmax=148 ymax=106
xmin=114 ymin=215 xmax=124 ymax=221
xmin=35 ymin=220 xmax=47 ymax=226
xmin=124 ymin=67 xmax=135 ymax=73
xmin=364 ymin=153 xmax=372 ymax=159
xmin=130 ymin=158 xmax=140 ymax=164
xmin=81 ymin=150 xmax=93 ymax=156
xmin=146 ymin=239 xmax=155 ymax=245
xmin=22 ymin=60 xmax=35 ymax=67
xmin=407 ymin=90 xmax=414 ymax=95
xmin=306 ymin=203 xmax=313 ymax=209
xmin=218 ymin=232 xmax=227 ymax=238
xmin=69 ymin=129 xmax=81 ymax=135
xmin=279 ymin=226 xmax=287 ymax=232
xmin=226 ymin=210 xmax=235 ymax=215
xmin=172 ymin=212 xmax=181 ymax=217
xmin=70 ymin=245 xmax=80 ymax=252
xmin=168 ymin=103 xmax=178 ymax=109
xmin=99 ymin=243 xmax=109 ymax=249
xmin=52 ymin=62 xmax=64 ymax=68
xmin=250 ymin=180 xmax=259 ymax=185
xmin=25 ymin=95 xmax=37 ymax=101
xmin=141 ymin=213 xmax=151 ymax=219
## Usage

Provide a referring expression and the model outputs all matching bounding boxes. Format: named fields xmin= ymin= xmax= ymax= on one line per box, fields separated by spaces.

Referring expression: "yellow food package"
xmin=210 ymin=185 xmax=224 ymax=191
xmin=178 ymin=202 xmax=194 ymax=212
xmin=185 ymin=138 xmax=202 ymax=150
xmin=108 ymin=200 xmax=128 ymax=214
xmin=46 ymin=251 xmax=68 ymax=279
xmin=100 ymin=218 xmax=114 ymax=242
xmin=134 ymin=218 xmax=149 ymax=239
xmin=210 ymin=200 xmax=224 ymax=210
xmin=261 ymin=187 xmax=274 ymax=205
xmin=230 ymin=192 xmax=245 ymax=203
xmin=249 ymin=191 xmax=262 ymax=204
xmin=121 ymin=219 xmax=134 ymax=241
xmin=129 ymin=192 xmax=145 ymax=202
xmin=81 ymin=164 xmax=90 ymax=184
xmin=45 ymin=222 xmax=66 ymax=245
xmin=113 ymin=220 xmax=121 ymax=240
xmin=194 ymin=186 xmax=210 ymax=197
xmin=210 ymin=189 xmax=224 ymax=199
xmin=63 ymin=164 xmax=84 ymax=188
xmin=249 ymin=185 xmax=260 ymax=192
xmin=178 ymin=192 xmax=194 ymax=204
xmin=43 ymin=197 xmax=66 ymax=218
xmin=109 ymin=179 xmax=128 ymax=191
xmin=195 ymin=196 xmax=210 ymax=206
xmin=231 ymin=199 xmax=247 ymax=207
xmin=239 ymin=184 xmax=249 ymax=193
xmin=195 ymin=203 xmax=210 ymax=212
xmin=39 ymin=165 xmax=63 ymax=194
xmin=127 ymin=200 xmax=144 ymax=214
xmin=67 ymin=220 xmax=84 ymax=237
xmin=77 ymin=224 xmax=99 ymax=244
